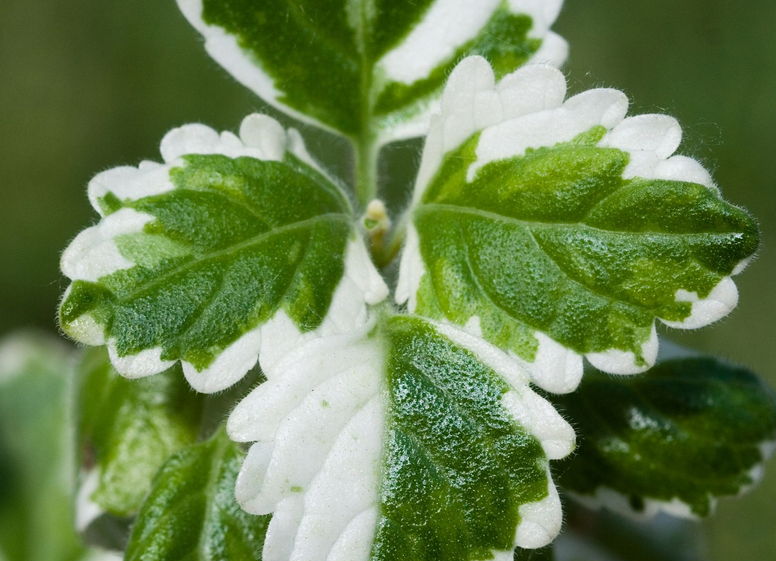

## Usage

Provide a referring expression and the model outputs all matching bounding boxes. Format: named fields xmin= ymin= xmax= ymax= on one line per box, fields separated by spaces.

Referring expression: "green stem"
xmin=353 ymin=0 xmax=377 ymax=210
xmin=354 ymin=133 xmax=378 ymax=209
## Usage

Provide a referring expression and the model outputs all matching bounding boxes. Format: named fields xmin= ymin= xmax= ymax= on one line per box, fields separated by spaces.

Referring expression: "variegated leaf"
xmin=397 ymin=57 xmax=758 ymax=394
xmin=228 ymin=314 xmax=575 ymax=561
xmin=177 ymin=0 xmax=567 ymax=144
xmin=555 ymin=356 xmax=776 ymax=519
xmin=60 ymin=114 xmax=387 ymax=393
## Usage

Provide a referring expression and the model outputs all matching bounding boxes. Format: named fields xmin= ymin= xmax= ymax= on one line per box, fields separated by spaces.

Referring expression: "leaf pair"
xmin=57 ymin=1 xmax=770 ymax=560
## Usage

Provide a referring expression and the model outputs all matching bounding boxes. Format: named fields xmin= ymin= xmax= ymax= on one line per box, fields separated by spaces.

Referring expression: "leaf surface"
xmin=177 ymin=0 xmax=567 ymax=142
xmin=125 ymin=430 xmax=270 ymax=561
xmin=398 ymin=58 xmax=759 ymax=392
xmin=75 ymin=347 xmax=204 ymax=520
xmin=228 ymin=314 xmax=575 ymax=561
xmin=555 ymin=356 xmax=776 ymax=518
xmin=60 ymin=115 xmax=386 ymax=393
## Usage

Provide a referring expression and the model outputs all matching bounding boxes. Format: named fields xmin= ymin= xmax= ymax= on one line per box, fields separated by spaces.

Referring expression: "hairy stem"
xmin=354 ymin=133 xmax=378 ymax=208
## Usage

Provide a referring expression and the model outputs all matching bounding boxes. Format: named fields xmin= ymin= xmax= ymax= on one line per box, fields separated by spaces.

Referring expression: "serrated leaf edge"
xmin=227 ymin=315 xmax=575 ymax=560
xmin=60 ymin=115 xmax=388 ymax=393
xmin=177 ymin=0 xmax=568 ymax=143
xmin=396 ymin=56 xmax=751 ymax=390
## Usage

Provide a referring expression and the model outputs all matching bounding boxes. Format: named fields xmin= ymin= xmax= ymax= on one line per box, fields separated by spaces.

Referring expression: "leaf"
xmin=75 ymin=347 xmax=204 ymax=522
xmin=60 ymin=114 xmax=387 ymax=393
xmin=125 ymin=430 xmax=270 ymax=561
xmin=397 ymin=57 xmax=759 ymax=393
xmin=177 ymin=0 xmax=567 ymax=143
xmin=554 ymin=356 xmax=776 ymax=519
xmin=227 ymin=314 xmax=575 ymax=561
xmin=0 ymin=333 xmax=120 ymax=561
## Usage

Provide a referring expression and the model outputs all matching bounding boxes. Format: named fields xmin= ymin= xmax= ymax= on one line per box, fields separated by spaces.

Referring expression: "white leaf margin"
xmin=60 ymin=114 xmax=388 ymax=394
xmin=568 ymin=440 xmax=776 ymax=521
xmin=374 ymin=0 xmax=568 ymax=144
xmin=227 ymin=316 xmax=575 ymax=561
xmin=396 ymin=56 xmax=751 ymax=393
xmin=176 ymin=0 xmax=568 ymax=144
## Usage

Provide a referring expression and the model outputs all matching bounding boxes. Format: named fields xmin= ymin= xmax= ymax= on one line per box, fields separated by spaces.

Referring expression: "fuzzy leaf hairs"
xmin=60 ymin=114 xmax=387 ymax=394
xmin=397 ymin=57 xmax=758 ymax=394
xmin=177 ymin=0 xmax=567 ymax=144
xmin=57 ymin=53 xmax=764 ymax=561
xmin=227 ymin=315 xmax=575 ymax=561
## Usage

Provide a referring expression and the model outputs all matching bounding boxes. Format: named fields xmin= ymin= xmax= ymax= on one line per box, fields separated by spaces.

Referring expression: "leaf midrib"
xmin=416 ymin=201 xmax=738 ymax=348
xmin=112 ymin=213 xmax=350 ymax=302
xmin=417 ymin=203 xmax=745 ymax=238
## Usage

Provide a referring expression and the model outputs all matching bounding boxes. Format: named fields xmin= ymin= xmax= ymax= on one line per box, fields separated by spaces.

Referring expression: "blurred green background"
xmin=0 ymin=0 xmax=773 ymax=559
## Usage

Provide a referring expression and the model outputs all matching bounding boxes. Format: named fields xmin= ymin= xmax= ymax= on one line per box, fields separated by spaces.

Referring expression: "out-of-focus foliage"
xmin=1 ymin=1 xmax=774 ymax=559
xmin=0 ymin=333 xmax=116 ymax=561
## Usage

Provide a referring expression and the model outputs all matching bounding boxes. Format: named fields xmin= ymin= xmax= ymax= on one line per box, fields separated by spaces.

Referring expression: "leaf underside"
xmin=77 ymin=347 xmax=204 ymax=516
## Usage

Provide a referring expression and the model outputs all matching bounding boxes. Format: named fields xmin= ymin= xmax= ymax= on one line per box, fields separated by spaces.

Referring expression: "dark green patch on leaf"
xmin=60 ymin=153 xmax=354 ymax=371
xmin=199 ymin=0 xmax=541 ymax=138
xmin=413 ymin=130 xmax=759 ymax=363
xmin=555 ymin=357 xmax=776 ymax=516
xmin=77 ymin=347 xmax=204 ymax=516
xmin=370 ymin=316 xmax=549 ymax=560
xmin=125 ymin=430 xmax=269 ymax=561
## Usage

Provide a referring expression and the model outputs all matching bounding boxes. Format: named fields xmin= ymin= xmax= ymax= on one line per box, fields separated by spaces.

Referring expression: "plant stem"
xmin=354 ymin=133 xmax=378 ymax=209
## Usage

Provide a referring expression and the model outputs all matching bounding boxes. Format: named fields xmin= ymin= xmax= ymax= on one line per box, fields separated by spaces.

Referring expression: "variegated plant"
xmin=52 ymin=1 xmax=776 ymax=560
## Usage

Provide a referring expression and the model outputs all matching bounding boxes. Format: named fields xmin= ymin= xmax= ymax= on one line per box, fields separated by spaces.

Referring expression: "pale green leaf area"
xmin=414 ymin=129 xmax=758 ymax=365
xmin=198 ymin=0 xmax=540 ymax=140
xmin=0 ymin=334 xmax=106 ymax=561
xmin=555 ymin=357 xmax=776 ymax=517
xmin=60 ymin=153 xmax=353 ymax=370
xmin=372 ymin=316 xmax=550 ymax=560
xmin=125 ymin=430 xmax=269 ymax=561
xmin=77 ymin=347 xmax=205 ymax=517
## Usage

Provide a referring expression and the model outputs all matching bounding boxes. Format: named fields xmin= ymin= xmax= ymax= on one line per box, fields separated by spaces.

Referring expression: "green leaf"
xmin=0 ymin=333 xmax=118 ymax=561
xmin=554 ymin=356 xmax=776 ymax=518
xmin=398 ymin=58 xmax=759 ymax=392
xmin=177 ymin=0 xmax=566 ymax=143
xmin=125 ymin=430 xmax=270 ymax=561
xmin=228 ymin=314 xmax=576 ymax=560
xmin=60 ymin=115 xmax=386 ymax=393
xmin=76 ymin=347 xmax=204 ymax=520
